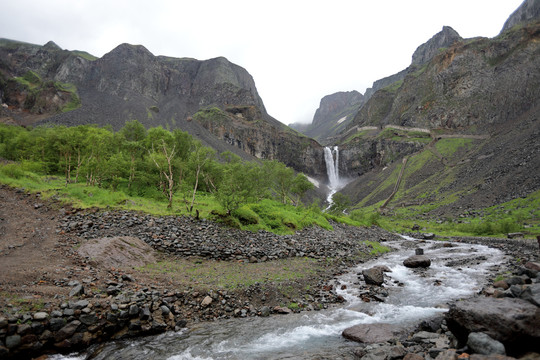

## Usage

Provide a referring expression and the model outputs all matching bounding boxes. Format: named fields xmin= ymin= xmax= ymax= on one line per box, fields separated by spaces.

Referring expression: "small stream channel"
xmin=54 ymin=237 xmax=505 ymax=360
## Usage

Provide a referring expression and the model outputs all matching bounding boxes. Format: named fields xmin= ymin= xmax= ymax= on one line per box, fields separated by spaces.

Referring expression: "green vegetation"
xmin=382 ymin=79 xmax=404 ymax=93
xmin=192 ymin=107 xmax=230 ymax=124
xmin=362 ymin=241 xmax=391 ymax=255
xmin=71 ymin=50 xmax=98 ymax=61
xmin=9 ymin=71 xmax=81 ymax=113
xmin=435 ymin=138 xmax=473 ymax=157
xmin=0 ymin=122 xmax=325 ymax=235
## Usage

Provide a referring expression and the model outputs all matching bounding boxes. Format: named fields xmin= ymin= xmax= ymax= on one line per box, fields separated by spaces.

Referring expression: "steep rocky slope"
xmin=338 ymin=14 xmax=540 ymax=215
xmin=295 ymin=26 xmax=463 ymax=145
xmin=0 ymin=40 xmax=325 ymax=177
xmin=289 ymin=91 xmax=365 ymax=144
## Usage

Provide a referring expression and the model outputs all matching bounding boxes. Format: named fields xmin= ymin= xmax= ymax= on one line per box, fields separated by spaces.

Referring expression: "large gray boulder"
xmin=362 ymin=267 xmax=385 ymax=286
xmin=403 ymin=255 xmax=431 ymax=268
xmin=467 ymin=332 xmax=506 ymax=355
xmin=342 ymin=323 xmax=405 ymax=343
xmin=445 ymin=297 xmax=540 ymax=356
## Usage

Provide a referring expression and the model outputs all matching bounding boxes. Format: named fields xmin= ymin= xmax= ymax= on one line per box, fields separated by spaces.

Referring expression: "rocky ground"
xmin=1 ymin=184 xmax=539 ymax=359
xmin=0 ymin=185 xmax=398 ymax=358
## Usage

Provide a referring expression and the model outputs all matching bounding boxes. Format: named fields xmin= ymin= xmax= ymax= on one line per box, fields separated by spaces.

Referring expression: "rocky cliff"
xmin=290 ymin=91 xmax=365 ymax=144
xmin=0 ymin=39 xmax=324 ymax=178
xmin=501 ymin=0 xmax=540 ymax=33
xmin=337 ymin=13 xmax=540 ymax=215
xmin=295 ymin=26 xmax=463 ymax=145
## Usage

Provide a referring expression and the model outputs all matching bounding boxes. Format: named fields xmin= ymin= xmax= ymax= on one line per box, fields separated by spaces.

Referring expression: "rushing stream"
xmin=54 ymin=237 xmax=505 ymax=360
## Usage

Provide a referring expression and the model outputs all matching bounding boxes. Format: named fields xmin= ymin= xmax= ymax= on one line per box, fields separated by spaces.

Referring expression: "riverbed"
xmin=54 ymin=236 xmax=505 ymax=359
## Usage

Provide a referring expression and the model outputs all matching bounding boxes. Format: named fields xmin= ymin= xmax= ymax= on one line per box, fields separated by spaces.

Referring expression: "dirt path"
xmin=0 ymin=186 xmax=75 ymax=300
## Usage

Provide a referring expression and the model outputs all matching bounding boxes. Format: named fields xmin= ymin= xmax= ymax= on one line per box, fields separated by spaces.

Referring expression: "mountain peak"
xmin=411 ymin=26 xmax=462 ymax=66
xmin=43 ymin=40 xmax=62 ymax=51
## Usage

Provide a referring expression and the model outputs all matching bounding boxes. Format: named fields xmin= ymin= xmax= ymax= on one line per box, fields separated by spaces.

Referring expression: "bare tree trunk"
xmin=189 ymin=166 xmax=201 ymax=212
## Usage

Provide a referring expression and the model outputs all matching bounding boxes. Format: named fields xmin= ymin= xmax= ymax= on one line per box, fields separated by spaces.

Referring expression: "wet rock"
xmin=273 ymin=306 xmax=292 ymax=314
xmin=467 ymin=332 xmax=506 ymax=355
xmin=445 ymin=297 xmax=540 ymax=355
xmin=363 ymin=267 xmax=385 ymax=286
xmin=493 ymin=280 xmax=509 ymax=290
xmin=423 ymin=233 xmax=435 ymax=240
xmin=260 ymin=306 xmax=271 ymax=317
xmin=525 ymin=261 xmax=540 ymax=272
xmin=403 ymin=255 xmax=431 ymax=268
xmin=360 ymin=344 xmax=407 ymax=360
xmin=342 ymin=323 xmax=405 ymax=343
xmin=411 ymin=330 xmax=439 ymax=342
xmin=520 ymin=283 xmax=540 ymax=306
xmin=54 ymin=320 xmax=81 ymax=342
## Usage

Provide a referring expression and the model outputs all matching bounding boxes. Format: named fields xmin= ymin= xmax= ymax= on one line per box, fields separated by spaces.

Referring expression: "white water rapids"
xmin=54 ymin=237 xmax=505 ymax=360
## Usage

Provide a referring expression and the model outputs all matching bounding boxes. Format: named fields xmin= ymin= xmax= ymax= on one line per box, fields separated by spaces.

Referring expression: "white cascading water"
xmin=324 ymin=146 xmax=340 ymax=189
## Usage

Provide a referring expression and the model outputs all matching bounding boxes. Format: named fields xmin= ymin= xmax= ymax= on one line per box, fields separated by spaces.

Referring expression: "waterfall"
xmin=324 ymin=146 xmax=340 ymax=189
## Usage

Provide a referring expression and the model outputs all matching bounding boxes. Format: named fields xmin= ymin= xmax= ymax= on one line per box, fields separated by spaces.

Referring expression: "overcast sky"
xmin=0 ymin=0 xmax=524 ymax=125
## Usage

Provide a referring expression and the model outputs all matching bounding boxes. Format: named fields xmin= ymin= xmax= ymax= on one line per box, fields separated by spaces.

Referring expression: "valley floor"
xmin=0 ymin=185 xmax=538 ymax=359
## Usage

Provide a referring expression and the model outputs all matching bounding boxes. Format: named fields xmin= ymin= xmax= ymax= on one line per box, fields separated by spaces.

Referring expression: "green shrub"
xmin=0 ymin=163 xmax=24 ymax=179
xmin=233 ymin=206 xmax=260 ymax=225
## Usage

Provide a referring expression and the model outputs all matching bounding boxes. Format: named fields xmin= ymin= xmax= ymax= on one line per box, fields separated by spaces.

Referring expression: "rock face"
xmin=339 ymin=18 xmax=540 ymax=216
xmin=295 ymin=91 xmax=365 ymax=143
xmin=501 ymin=0 xmax=540 ymax=33
xmin=411 ymin=26 xmax=462 ymax=66
xmin=445 ymin=297 xmax=540 ymax=355
xmin=194 ymin=106 xmax=326 ymax=177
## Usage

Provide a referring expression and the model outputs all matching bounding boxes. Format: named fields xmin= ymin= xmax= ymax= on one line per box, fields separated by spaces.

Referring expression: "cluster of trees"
xmin=0 ymin=121 xmax=314 ymax=214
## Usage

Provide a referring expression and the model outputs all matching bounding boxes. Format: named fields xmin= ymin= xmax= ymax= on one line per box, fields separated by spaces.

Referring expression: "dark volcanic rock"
xmin=362 ymin=267 xmax=385 ymax=286
xmin=342 ymin=323 xmax=405 ymax=343
xmin=403 ymin=255 xmax=431 ymax=268
xmin=445 ymin=297 xmax=540 ymax=355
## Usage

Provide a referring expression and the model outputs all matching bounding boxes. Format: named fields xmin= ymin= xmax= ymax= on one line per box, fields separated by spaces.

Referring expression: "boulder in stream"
xmin=403 ymin=255 xmax=431 ymax=268
xmin=362 ymin=267 xmax=385 ymax=286
xmin=342 ymin=323 xmax=405 ymax=343
xmin=445 ymin=297 xmax=540 ymax=356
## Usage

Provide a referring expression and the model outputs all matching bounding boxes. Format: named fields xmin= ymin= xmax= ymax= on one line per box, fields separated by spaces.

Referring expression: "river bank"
xmin=0 ymin=186 xmax=399 ymax=358
xmin=1 ymin=185 xmax=538 ymax=359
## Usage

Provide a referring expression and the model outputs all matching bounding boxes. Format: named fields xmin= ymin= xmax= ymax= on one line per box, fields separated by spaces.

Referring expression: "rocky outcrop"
xmin=411 ymin=26 xmax=462 ymax=66
xmin=501 ymin=0 xmax=540 ymax=33
xmin=194 ymin=106 xmax=326 ymax=177
xmin=289 ymin=91 xmax=365 ymax=144
xmin=445 ymin=297 xmax=540 ymax=355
